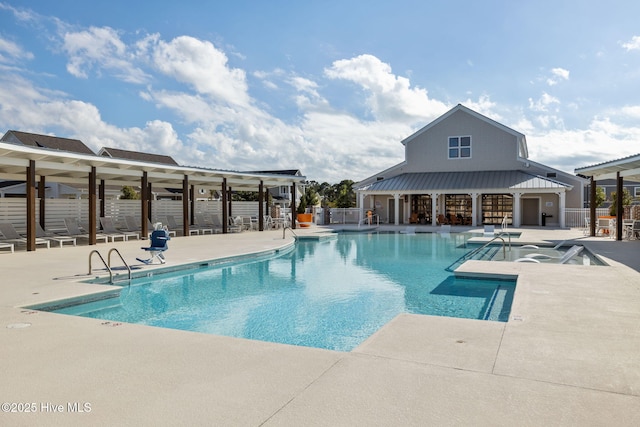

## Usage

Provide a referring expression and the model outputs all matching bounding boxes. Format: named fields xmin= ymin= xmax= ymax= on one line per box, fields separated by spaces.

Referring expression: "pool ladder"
xmin=89 ymin=248 xmax=131 ymax=284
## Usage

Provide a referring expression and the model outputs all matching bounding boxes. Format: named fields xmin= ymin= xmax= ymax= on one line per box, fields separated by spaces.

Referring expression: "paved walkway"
xmin=1 ymin=226 xmax=639 ymax=426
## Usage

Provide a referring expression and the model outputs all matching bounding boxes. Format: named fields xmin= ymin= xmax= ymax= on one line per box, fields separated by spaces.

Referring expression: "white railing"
xmin=564 ymin=208 xmax=609 ymax=228
xmin=324 ymin=208 xmax=361 ymax=224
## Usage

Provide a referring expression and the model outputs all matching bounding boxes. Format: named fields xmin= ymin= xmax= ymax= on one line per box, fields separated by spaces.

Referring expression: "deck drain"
xmin=7 ymin=322 xmax=32 ymax=329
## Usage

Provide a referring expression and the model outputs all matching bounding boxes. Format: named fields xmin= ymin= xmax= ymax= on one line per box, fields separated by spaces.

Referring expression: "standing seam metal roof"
xmin=357 ymin=171 xmax=571 ymax=192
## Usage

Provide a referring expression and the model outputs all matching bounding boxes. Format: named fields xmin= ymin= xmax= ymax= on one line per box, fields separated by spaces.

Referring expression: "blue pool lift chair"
xmin=137 ymin=227 xmax=170 ymax=265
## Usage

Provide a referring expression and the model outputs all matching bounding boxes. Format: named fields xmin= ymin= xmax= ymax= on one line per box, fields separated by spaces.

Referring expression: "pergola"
xmin=0 ymin=142 xmax=306 ymax=250
xmin=575 ymin=153 xmax=640 ymax=240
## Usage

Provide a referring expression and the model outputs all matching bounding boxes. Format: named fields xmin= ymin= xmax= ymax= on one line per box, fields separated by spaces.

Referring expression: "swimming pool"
xmin=48 ymin=232 xmax=516 ymax=351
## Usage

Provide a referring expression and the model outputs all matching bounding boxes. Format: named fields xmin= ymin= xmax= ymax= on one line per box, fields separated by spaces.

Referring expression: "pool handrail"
xmin=446 ymin=235 xmax=509 ymax=272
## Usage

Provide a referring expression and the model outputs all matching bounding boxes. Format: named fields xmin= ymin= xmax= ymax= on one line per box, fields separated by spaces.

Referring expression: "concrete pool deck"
xmin=1 ymin=226 xmax=639 ymax=425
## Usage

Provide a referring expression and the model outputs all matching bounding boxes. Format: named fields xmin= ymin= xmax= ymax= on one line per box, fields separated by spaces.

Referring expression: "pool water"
xmin=51 ymin=232 xmax=515 ymax=351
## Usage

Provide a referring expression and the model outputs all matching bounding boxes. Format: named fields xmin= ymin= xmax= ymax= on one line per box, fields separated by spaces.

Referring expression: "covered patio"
xmin=576 ymin=154 xmax=640 ymax=240
xmin=0 ymin=141 xmax=306 ymax=250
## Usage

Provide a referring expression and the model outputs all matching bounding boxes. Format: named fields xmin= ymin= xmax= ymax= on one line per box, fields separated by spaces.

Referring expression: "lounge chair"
xmin=63 ymin=218 xmax=109 ymax=243
xmin=516 ymin=245 xmax=584 ymax=264
xmin=100 ymin=217 xmax=139 ymax=242
xmin=483 ymin=225 xmax=495 ymax=236
xmin=400 ymin=226 xmax=416 ymax=235
xmin=0 ymin=223 xmax=50 ymax=249
xmin=136 ymin=227 xmax=170 ymax=265
xmin=193 ymin=214 xmax=214 ymax=235
xmin=165 ymin=215 xmax=197 ymax=236
xmin=35 ymin=223 xmax=76 ymax=247
xmin=0 ymin=241 xmax=15 ymax=253
xmin=206 ymin=214 xmax=225 ymax=233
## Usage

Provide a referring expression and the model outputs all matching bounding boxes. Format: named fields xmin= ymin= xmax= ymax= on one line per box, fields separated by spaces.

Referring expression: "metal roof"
xmin=0 ymin=141 xmax=305 ymax=191
xmin=357 ymin=170 xmax=571 ymax=193
xmin=575 ymin=153 xmax=640 ymax=182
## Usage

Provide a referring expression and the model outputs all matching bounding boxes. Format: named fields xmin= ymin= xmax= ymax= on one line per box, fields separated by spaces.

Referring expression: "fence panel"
xmin=564 ymin=208 xmax=609 ymax=227
xmin=328 ymin=208 xmax=361 ymax=224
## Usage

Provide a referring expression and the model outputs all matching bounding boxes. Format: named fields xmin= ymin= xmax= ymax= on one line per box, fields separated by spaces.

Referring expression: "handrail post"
xmin=89 ymin=249 xmax=113 ymax=283
xmin=108 ymin=248 xmax=132 ymax=282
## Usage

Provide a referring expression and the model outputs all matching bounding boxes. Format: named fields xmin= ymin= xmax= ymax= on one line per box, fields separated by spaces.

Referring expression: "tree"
xmin=297 ymin=186 xmax=319 ymax=213
xmin=594 ymin=187 xmax=605 ymax=208
xmin=609 ymin=188 xmax=632 ymax=216
xmin=334 ymin=180 xmax=355 ymax=208
xmin=120 ymin=186 xmax=139 ymax=200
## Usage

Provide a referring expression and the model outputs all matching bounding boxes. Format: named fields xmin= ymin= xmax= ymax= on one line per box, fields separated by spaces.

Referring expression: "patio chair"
xmin=264 ymin=215 xmax=276 ymax=229
xmin=99 ymin=217 xmax=139 ymax=242
xmin=630 ymin=220 xmax=640 ymax=240
xmin=35 ymin=223 xmax=76 ymax=247
xmin=205 ymin=214 xmax=225 ymax=233
xmin=166 ymin=215 xmax=197 ymax=236
xmin=0 ymin=241 xmax=14 ymax=253
xmin=63 ymin=218 xmax=109 ymax=243
xmin=124 ymin=216 xmax=143 ymax=233
xmin=0 ymin=223 xmax=50 ymax=249
xmin=228 ymin=216 xmax=242 ymax=233
xmin=136 ymin=227 xmax=170 ymax=265
xmin=193 ymin=214 xmax=214 ymax=235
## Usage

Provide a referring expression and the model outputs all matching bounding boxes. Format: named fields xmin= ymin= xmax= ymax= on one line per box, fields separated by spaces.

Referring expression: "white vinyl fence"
xmin=0 ymin=198 xmax=264 ymax=231
xmin=564 ymin=208 xmax=609 ymax=228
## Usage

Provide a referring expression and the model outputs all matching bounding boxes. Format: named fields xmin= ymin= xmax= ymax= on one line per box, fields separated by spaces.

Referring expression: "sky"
xmin=1 ymin=1 xmax=640 ymax=184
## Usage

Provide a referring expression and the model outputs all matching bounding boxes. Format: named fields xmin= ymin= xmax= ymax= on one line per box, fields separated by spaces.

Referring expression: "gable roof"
xmin=98 ymin=147 xmax=179 ymax=166
xmin=401 ymin=104 xmax=529 ymax=158
xmin=1 ymin=130 xmax=95 ymax=155
xmin=357 ymin=170 xmax=571 ymax=193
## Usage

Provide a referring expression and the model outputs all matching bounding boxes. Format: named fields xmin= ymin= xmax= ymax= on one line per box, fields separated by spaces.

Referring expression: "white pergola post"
xmin=558 ymin=191 xmax=566 ymax=228
xmin=512 ymin=192 xmax=522 ymax=227
xmin=359 ymin=192 xmax=365 ymax=223
xmin=393 ymin=193 xmax=400 ymax=225
xmin=431 ymin=192 xmax=439 ymax=226
xmin=471 ymin=192 xmax=478 ymax=227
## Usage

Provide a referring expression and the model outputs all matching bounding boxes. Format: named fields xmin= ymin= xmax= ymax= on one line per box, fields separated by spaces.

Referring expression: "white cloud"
xmin=324 ymin=54 xmax=448 ymax=122
xmin=546 ymin=67 xmax=570 ymax=86
xmin=622 ymin=35 xmax=640 ymax=51
xmin=528 ymin=92 xmax=560 ymax=112
xmin=527 ymin=117 xmax=640 ymax=173
xmin=2 ymin=7 xmax=640 ymax=184
xmin=146 ymin=35 xmax=250 ymax=107
xmin=62 ymin=26 xmax=148 ymax=83
xmin=0 ymin=36 xmax=34 ymax=63
xmin=621 ymin=105 xmax=640 ymax=118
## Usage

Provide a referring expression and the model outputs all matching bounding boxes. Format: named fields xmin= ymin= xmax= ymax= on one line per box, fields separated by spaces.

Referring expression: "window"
xmin=448 ymin=136 xmax=471 ymax=159
xmin=635 ymin=187 xmax=640 ymax=198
